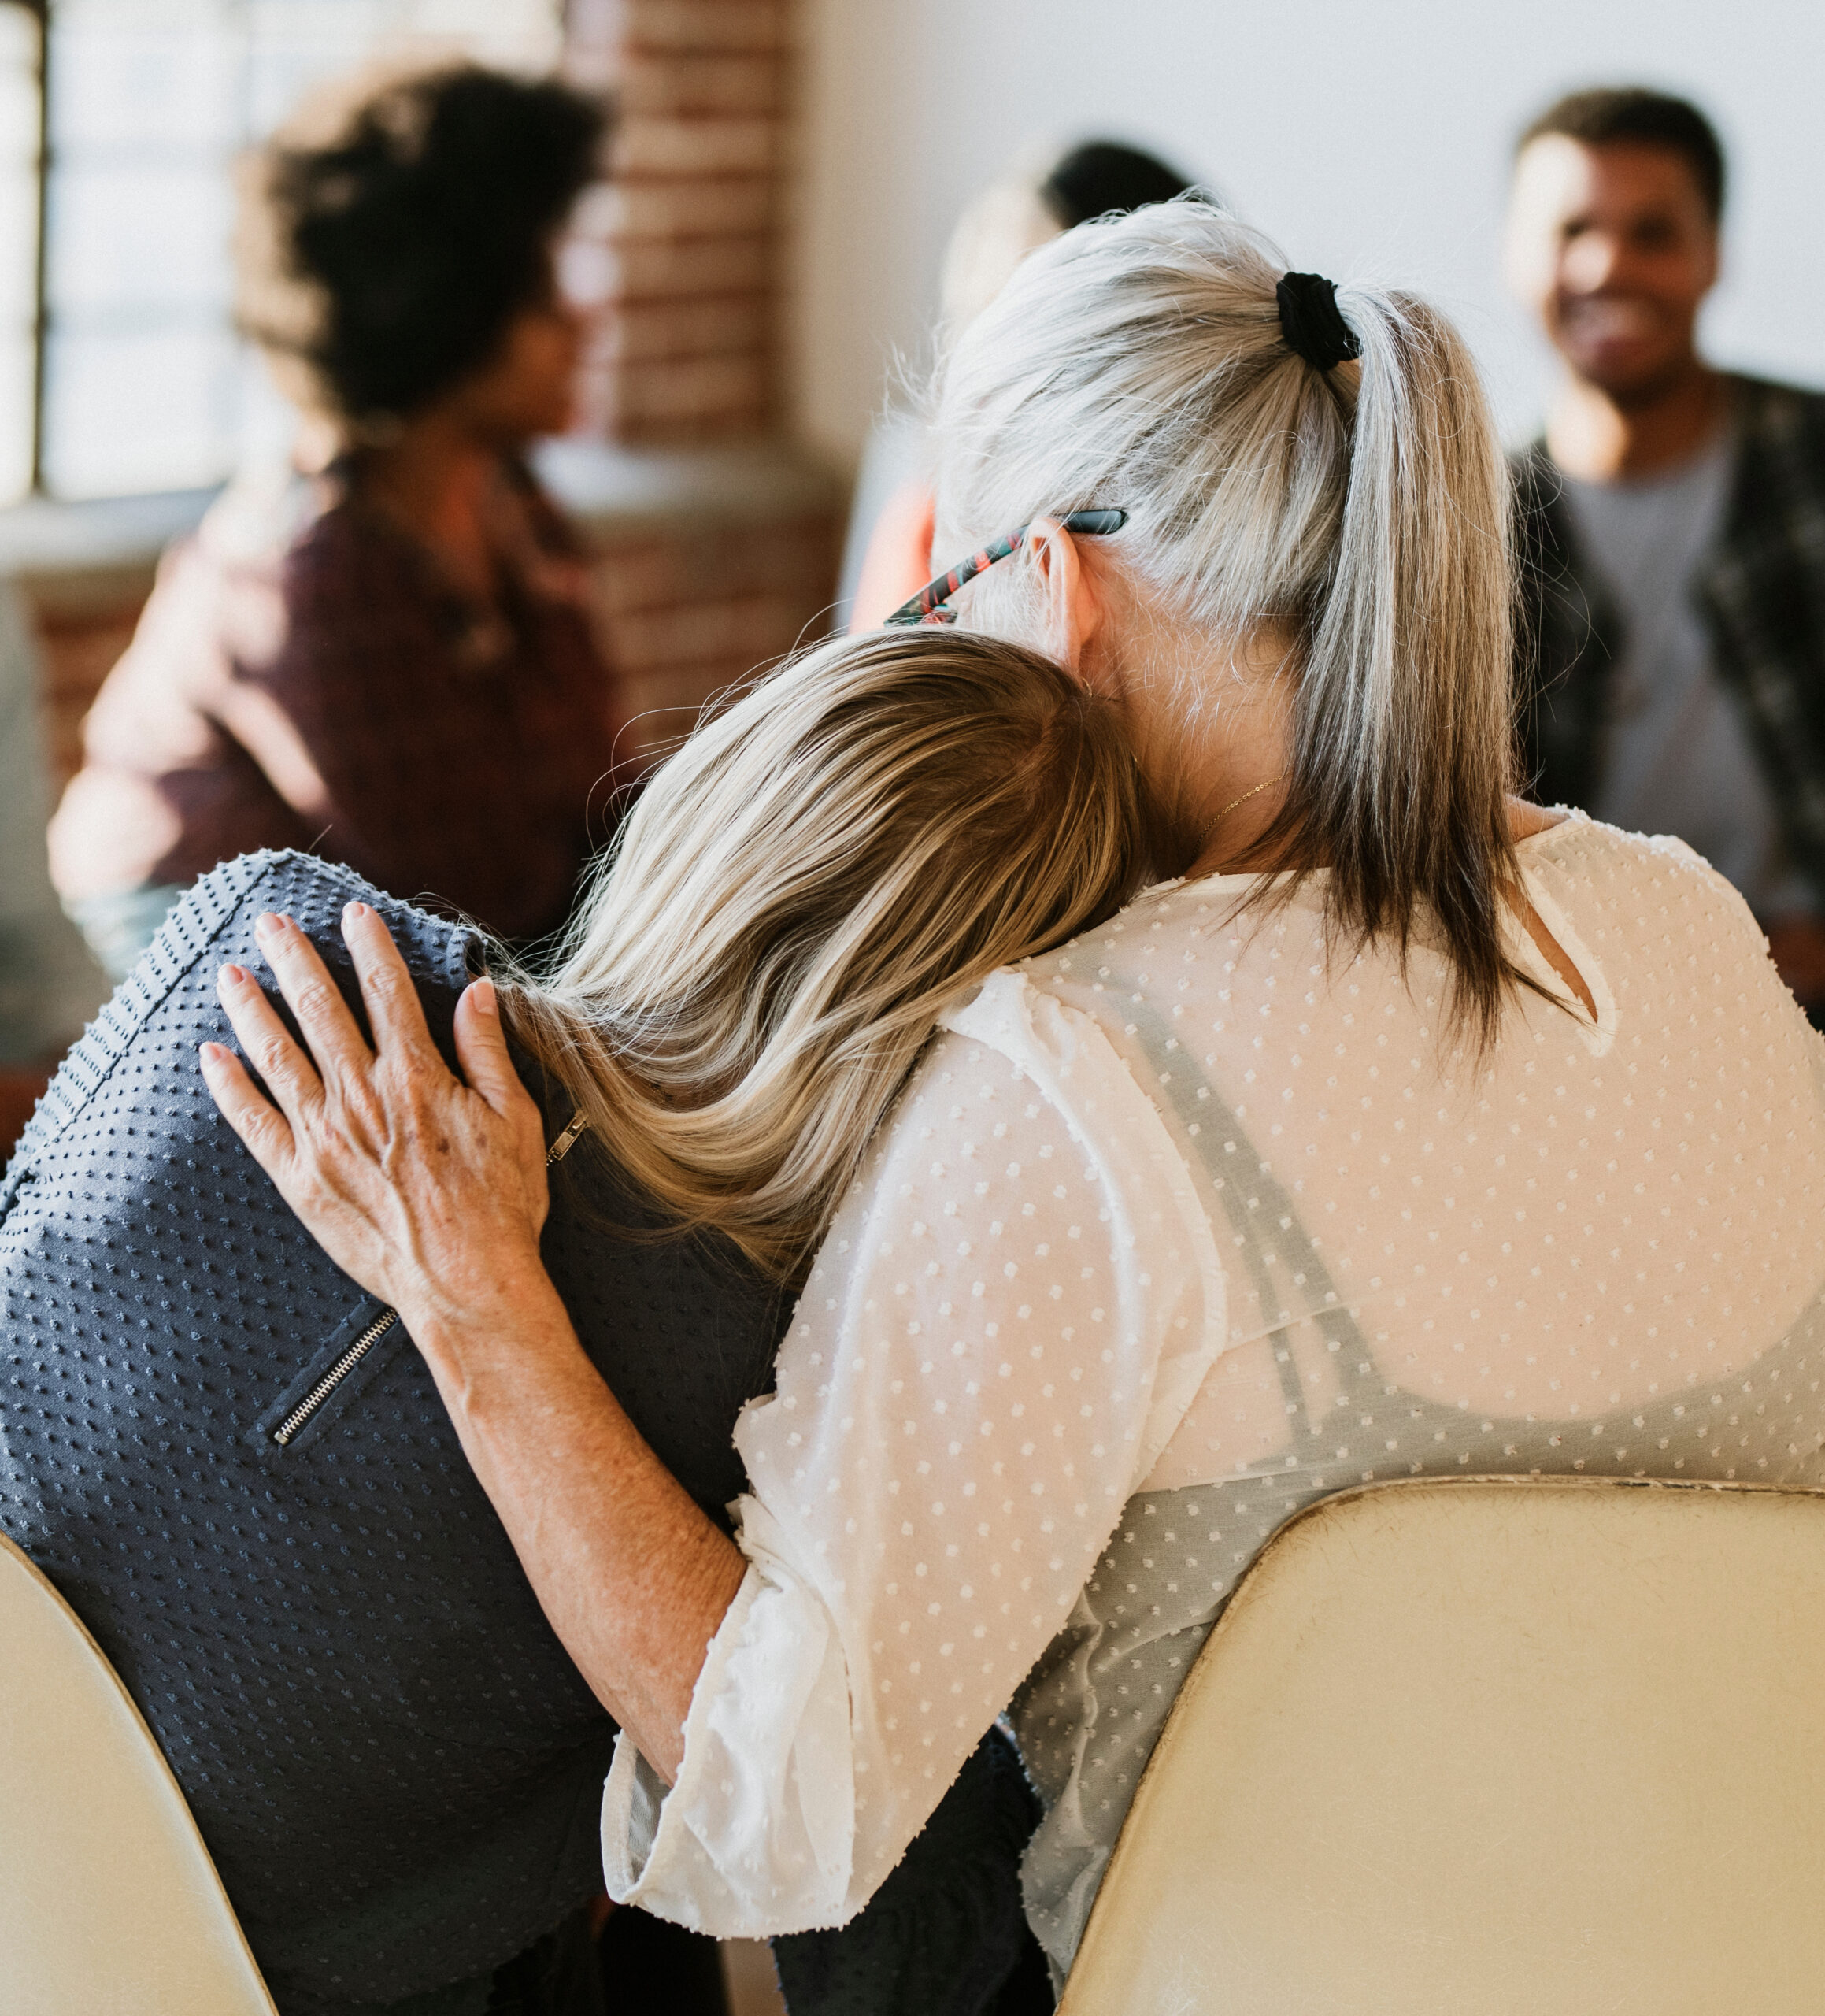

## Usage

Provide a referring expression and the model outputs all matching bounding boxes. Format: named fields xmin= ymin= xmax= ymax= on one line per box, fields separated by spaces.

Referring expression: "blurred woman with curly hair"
xmin=51 ymin=63 xmax=624 ymax=974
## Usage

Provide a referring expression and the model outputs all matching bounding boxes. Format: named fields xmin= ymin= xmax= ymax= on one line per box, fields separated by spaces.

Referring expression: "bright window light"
xmin=0 ymin=0 xmax=564 ymax=505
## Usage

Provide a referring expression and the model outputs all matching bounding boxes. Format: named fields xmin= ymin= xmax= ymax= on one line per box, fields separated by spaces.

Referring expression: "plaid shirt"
xmin=52 ymin=457 xmax=625 ymax=943
xmin=1514 ymin=372 xmax=1825 ymax=910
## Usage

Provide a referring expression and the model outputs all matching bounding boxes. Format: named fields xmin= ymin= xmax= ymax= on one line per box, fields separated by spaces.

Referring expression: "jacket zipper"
xmin=270 ymin=1110 xmax=592 ymax=1447
xmin=272 ymin=1308 xmax=398 ymax=1445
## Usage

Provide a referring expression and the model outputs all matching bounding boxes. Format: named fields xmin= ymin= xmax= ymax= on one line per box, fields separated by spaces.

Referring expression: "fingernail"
xmin=254 ymin=913 xmax=279 ymax=939
xmin=472 ymin=976 xmax=497 ymax=1014
xmin=345 ymin=901 xmax=368 ymax=921
xmin=199 ymin=1042 xmax=226 ymax=1065
xmin=220 ymin=963 xmax=248 ymax=986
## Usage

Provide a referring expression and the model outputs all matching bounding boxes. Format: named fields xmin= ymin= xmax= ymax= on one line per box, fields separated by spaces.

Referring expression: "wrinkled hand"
xmin=199 ymin=903 xmax=550 ymax=1333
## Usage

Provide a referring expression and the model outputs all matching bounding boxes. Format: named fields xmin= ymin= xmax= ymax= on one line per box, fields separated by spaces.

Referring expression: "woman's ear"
xmin=1025 ymin=516 xmax=1105 ymax=676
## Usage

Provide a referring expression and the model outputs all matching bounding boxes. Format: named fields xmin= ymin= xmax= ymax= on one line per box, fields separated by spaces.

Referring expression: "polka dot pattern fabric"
xmin=605 ymin=816 xmax=1825 ymax=1974
xmin=0 ymin=850 xmax=788 ymax=2014
xmin=1006 ymin=815 xmax=1825 ymax=1968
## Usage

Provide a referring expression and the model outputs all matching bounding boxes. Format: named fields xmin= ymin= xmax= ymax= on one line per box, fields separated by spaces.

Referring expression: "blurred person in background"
xmin=1508 ymin=87 xmax=1825 ymax=1017
xmin=0 ymin=580 xmax=105 ymax=1150
xmin=48 ymin=64 xmax=626 ymax=978
xmin=842 ymin=139 xmax=1201 ymax=628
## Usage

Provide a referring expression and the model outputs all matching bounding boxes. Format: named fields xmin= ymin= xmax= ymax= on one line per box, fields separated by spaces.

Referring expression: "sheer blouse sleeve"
xmin=601 ymin=970 xmax=1228 ymax=1934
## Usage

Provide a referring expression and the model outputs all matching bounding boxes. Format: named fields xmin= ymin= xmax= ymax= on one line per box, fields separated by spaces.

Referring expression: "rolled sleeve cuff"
xmin=601 ymin=1508 xmax=858 ymax=1937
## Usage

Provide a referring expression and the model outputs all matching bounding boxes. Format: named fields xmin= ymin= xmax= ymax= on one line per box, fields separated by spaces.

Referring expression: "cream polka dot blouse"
xmin=602 ymin=815 xmax=1825 ymax=1968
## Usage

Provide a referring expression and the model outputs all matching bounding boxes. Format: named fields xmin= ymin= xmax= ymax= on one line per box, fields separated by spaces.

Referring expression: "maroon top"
xmin=50 ymin=459 xmax=626 ymax=942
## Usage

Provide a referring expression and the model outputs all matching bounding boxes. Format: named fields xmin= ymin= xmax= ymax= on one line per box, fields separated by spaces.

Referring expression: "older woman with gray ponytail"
xmin=207 ymin=201 xmax=1825 ymax=1994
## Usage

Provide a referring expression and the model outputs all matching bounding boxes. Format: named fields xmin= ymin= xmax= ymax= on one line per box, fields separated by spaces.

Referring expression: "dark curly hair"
xmin=238 ymin=64 xmax=607 ymax=425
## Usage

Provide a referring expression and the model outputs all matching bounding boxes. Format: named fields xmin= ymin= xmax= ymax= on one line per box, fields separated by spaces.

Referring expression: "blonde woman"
xmin=205 ymin=202 xmax=1825 ymax=1997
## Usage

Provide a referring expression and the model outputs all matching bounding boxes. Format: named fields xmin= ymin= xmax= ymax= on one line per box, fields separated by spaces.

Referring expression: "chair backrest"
xmin=1058 ymin=1475 xmax=1825 ymax=2016
xmin=0 ymin=1529 xmax=276 ymax=2015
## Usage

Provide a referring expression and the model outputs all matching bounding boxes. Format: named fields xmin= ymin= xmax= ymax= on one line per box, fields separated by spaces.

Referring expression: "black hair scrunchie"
xmin=1275 ymin=271 xmax=1360 ymax=371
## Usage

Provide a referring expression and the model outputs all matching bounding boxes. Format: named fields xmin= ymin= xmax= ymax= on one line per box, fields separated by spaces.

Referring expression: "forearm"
xmin=409 ymin=1268 xmax=747 ymax=1781
xmin=199 ymin=914 xmax=747 ymax=1789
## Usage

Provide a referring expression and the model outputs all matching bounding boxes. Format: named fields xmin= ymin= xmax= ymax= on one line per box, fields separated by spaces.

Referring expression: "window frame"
xmin=0 ymin=0 xmax=567 ymax=510
xmin=0 ymin=0 xmax=49 ymax=498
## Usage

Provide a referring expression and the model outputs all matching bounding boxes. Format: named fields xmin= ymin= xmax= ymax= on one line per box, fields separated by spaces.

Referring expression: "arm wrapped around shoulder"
xmin=601 ymin=972 xmax=1229 ymax=1933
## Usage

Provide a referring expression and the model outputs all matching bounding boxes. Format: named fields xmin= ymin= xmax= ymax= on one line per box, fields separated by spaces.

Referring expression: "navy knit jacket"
xmin=0 ymin=853 xmax=788 ymax=2012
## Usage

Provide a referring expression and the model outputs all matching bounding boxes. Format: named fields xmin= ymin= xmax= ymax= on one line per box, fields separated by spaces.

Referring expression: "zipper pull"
xmin=546 ymin=1110 xmax=590 ymax=1166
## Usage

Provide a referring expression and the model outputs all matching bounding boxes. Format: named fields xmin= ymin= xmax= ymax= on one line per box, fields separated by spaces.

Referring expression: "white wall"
xmin=792 ymin=0 xmax=1825 ymax=464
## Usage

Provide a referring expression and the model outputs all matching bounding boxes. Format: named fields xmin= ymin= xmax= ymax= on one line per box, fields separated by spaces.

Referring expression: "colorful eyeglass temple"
xmin=882 ymin=509 xmax=1128 ymax=627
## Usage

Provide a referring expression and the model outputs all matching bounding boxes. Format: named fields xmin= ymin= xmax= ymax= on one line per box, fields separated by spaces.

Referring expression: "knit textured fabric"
xmin=0 ymin=850 xmax=787 ymax=2014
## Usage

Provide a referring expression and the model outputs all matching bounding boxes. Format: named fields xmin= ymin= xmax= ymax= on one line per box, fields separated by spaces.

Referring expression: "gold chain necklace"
xmin=1216 ymin=770 xmax=1286 ymax=820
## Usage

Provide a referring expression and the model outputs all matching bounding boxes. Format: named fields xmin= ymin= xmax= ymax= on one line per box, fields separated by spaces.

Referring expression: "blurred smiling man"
xmin=1507 ymin=87 xmax=1825 ymax=1016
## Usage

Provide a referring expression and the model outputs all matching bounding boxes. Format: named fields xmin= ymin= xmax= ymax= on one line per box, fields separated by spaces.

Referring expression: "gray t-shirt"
xmin=1562 ymin=433 xmax=1814 ymax=920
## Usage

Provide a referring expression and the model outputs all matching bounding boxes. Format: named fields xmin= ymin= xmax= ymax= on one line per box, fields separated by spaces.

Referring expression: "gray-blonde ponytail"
xmin=931 ymin=201 xmax=1524 ymax=1043
xmin=1283 ymin=285 xmax=1520 ymax=1041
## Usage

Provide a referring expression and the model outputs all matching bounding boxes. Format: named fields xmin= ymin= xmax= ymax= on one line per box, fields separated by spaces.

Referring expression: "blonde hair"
xmin=501 ymin=628 xmax=1157 ymax=1277
xmin=931 ymin=200 xmax=1524 ymax=1042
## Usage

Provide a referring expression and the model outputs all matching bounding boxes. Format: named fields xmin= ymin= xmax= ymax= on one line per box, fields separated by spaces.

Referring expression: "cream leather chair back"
xmin=0 ymin=1529 xmax=276 ymax=2014
xmin=1059 ymin=1476 xmax=1825 ymax=2016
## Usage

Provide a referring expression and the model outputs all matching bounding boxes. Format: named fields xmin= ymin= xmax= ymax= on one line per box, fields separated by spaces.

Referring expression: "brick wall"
xmin=596 ymin=509 xmax=838 ymax=753
xmin=28 ymin=576 xmax=146 ymax=793
xmin=563 ymin=0 xmax=793 ymax=443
